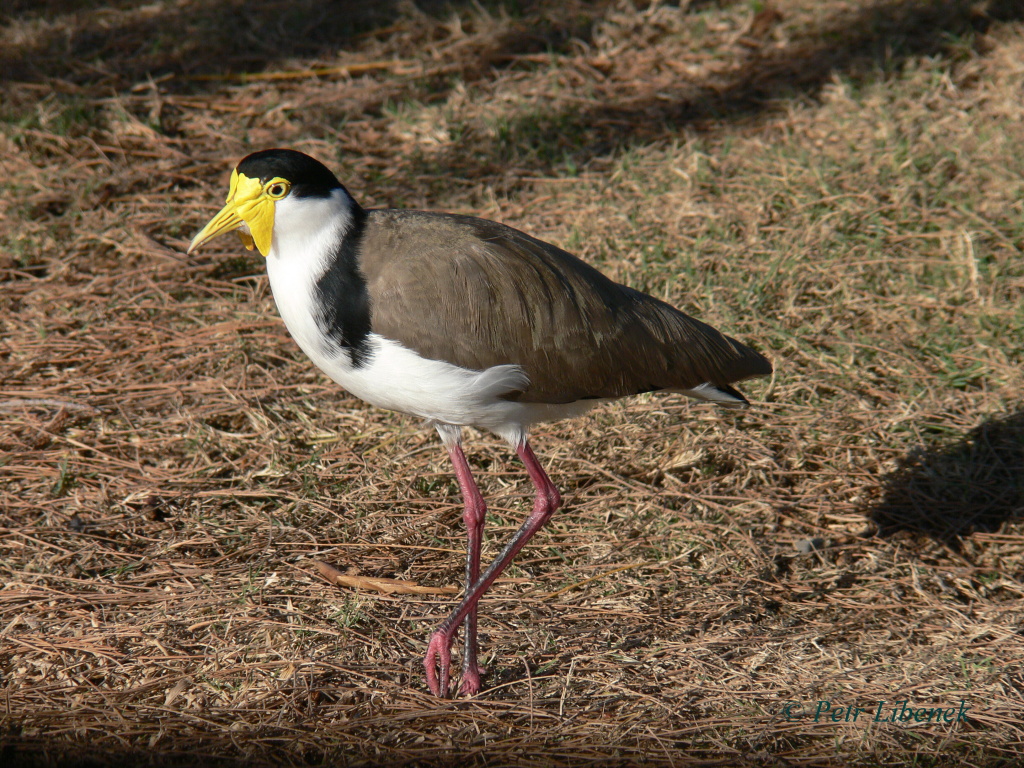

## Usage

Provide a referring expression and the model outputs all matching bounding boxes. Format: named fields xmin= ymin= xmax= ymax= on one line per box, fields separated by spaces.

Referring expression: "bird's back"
xmin=359 ymin=210 xmax=771 ymax=405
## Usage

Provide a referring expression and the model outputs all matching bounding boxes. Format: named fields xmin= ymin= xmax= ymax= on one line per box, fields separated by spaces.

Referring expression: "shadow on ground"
xmin=422 ymin=0 xmax=1024 ymax=176
xmin=1 ymin=734 xmax=475 ymax=768
xmin=3 ymin=739 xmax=247 ymax=768
xmin=868 ymin=410 xmax=1024 ymax=548
xmin=0 ymin=0 xmax=603 ymax=90
xmin=5 ymin=1 xmax=1024 ymax=186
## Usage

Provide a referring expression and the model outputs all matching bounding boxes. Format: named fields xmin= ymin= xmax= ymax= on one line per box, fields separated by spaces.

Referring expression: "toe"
xmin=458 ymin=667 xmax=482 ymax=696
xmin=423 ymin=630 xmax=453 ymax=697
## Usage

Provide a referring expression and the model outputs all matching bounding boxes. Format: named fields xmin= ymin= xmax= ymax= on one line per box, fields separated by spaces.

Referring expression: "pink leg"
xmin=424 ymin=440 xmax=561 ymax=697
xmin=445 ymin=444 xmax=486 ymax=695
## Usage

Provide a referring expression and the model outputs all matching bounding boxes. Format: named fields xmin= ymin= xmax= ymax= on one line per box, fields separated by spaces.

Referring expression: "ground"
xmin=1 ymin=1 xmax=1023 ymax=766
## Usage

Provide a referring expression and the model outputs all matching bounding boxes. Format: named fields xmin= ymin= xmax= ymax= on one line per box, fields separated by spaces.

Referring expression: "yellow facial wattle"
xmin=188 ymin=170 xmax=290 ymax=257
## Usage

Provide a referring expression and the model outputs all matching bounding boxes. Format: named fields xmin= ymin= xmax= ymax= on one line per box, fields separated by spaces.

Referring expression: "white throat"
xmin=268 ymin=189 xmax=354 ymax=274
xmin=263 ymin=189 xmax=354 ymax=354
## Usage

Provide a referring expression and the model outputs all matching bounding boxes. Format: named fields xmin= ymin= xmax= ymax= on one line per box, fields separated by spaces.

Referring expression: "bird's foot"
xmin=458 ymin=663 xmax=483 ymax=696
xmin=423 ymin=629 xmax=453 ymax=697
xmin=424 ymin=630 xmax=485 ymax=696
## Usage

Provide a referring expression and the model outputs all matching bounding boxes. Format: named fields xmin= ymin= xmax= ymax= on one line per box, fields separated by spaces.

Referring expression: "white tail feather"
xmin=677 ymin=382 xmax=748 ymax=409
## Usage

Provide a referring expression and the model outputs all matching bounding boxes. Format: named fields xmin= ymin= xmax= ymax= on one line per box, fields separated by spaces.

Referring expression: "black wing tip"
xmin=738 ymin=343 xmax=773 ymax=378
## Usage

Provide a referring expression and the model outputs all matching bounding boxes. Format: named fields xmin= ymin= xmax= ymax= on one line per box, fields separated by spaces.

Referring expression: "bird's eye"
xmin=266 ymin=181 xmax=290 ymax=199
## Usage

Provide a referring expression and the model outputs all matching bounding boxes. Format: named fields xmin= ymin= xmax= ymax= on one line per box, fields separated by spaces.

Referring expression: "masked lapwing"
xmin=188 ymin=148 xmax=772 ymax=697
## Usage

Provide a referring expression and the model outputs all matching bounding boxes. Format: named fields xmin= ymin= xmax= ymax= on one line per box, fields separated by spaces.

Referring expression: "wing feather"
xmin=360 ymin=210 xmax=771 ymax=404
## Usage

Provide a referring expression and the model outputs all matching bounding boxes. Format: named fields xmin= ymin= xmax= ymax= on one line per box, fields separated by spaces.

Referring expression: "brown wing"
xmin=360 ymin=210 xmax=771 ymax=404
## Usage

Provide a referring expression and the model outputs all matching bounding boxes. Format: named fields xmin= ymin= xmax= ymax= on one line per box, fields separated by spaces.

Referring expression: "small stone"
xmin=795 ymin=537 xmax=826 ymax=554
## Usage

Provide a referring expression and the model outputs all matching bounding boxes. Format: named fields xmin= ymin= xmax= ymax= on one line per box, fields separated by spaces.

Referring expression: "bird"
xmin=188 ymin=148 xmax=772 ymax=697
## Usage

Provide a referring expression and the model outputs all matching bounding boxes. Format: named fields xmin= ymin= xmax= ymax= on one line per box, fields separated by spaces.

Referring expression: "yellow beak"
xmin=188 ymin=170 xmax=276 ymax=257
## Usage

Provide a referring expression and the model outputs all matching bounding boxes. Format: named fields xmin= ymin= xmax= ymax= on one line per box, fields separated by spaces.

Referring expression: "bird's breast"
xmin=264 ymin=243 xmax=535 ymax=431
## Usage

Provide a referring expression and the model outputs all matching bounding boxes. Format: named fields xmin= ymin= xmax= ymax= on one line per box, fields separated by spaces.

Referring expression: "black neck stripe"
xmin=313 ymin=205 xmax=372 ymax=368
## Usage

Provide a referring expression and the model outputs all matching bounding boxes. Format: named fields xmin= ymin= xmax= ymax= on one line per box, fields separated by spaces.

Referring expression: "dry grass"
xmin=2 ymin=1 xmax=1023 ymax=766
